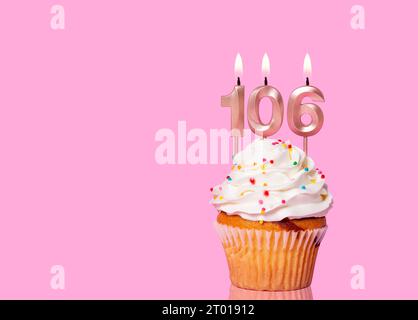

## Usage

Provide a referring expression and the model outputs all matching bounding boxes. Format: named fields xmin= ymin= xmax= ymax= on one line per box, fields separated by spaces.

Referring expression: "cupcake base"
xmin=229 ymin=284 xmax=313 ymax=300
xmin=215 ymin=213 xmax=327 ymax=291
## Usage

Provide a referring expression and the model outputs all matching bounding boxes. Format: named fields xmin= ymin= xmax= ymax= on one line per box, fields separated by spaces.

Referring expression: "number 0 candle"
xmin=221 ymin=53 xmax=245 ymax=156
xmin=247 ymin=53 xmax=284 ymax=138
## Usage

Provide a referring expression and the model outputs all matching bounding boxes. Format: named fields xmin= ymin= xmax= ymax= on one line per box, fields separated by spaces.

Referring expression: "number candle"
xmin=221 ymin=53 xmax=245 ymax=156
xmin=247 ymin=53 xmax=284 ymax=138
xmin=287 ymin=53 xmax=325 ymax=156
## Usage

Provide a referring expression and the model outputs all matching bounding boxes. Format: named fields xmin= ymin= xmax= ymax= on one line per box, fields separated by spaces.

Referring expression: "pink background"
xmin=0 ymin=0 xmax=417 ymax=299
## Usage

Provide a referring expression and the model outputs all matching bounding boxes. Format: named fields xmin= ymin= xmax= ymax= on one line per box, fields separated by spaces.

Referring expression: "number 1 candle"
xmin=221 ymin=53 xmax=245 ymax=156
xmin=288 ymin=53 xmax=325 ymax=156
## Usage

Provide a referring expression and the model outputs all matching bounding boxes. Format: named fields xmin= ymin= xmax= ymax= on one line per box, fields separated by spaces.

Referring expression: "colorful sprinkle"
xmin=226 ymin=176 xmax=232 ymax=181
xmin=259 ymin=219 xmax=264 ymax=225
xmin=237 ymin=165 xmax=242 ymax=170
xmin=213 ymin=195 xmax=217 ymax=200
xmin=258 ymin=199 xmax=264 ymax=205
xmin=300 ymin=185 xmax=307 ymax=190
xmin=253 ymin=162 xmax=257 ymax=166
xmin=219 ymin=196 xmax=223 ymax=200
xmin=219 ymin=186 xmax=222 ymax=191
xmin=262 ymin=171 xmax=266 ymax=175
xmin=263 ymin=182 xmax=268 ymax=187
xmin=260 ymin=164 xmax=267 ymax=170
xmin=293 ymin=161 xmax=298 ymax=166
xmin=261 ymin=208 xmax=266 ymax=214
xmin=210 ymin=187 xmax=213 ymax=192
xmin=272 ymin=142 xmax=279 ymax=145
xmin=250 ymin=178 xmax=256 ymax=185
xmin=310 ymin=179 xmax=317 ymax=184
xmin=264 ymin=190 xmax=270 ymax=197
xmin=281 ymin=199 xmax=286 ymax=204
xmin=262 ymin=158 xmax=267 ymax=162
xmin=304 ymin=167 xmax=309 ymax=172
xmin=321 ymin=174 xmax=325 ymax=179
xmin=270 ymin=160 xmax=274 ymax=164
xmin=288 ymin=144 xmax=292 ymax=149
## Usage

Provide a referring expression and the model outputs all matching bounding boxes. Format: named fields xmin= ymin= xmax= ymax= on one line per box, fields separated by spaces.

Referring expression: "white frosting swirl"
xmin=210 ymin=138 xmax=333 ymax=222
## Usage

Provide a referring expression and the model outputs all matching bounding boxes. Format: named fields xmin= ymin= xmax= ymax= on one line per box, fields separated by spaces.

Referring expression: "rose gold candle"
xmin=288 ymin=53 xmax=325 ymax=156
xmin=221 ymin=53 xmax=245 ymax=156
xmin=247 ymin=53 xmax=284 ymax=138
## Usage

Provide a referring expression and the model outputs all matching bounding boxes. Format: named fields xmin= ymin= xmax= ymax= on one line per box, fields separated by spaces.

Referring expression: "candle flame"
xmin=234 ymin=53 xmax=243 ymax=77
xmin=303 ymin=53 xmax=312 ymax=77
xmin=262 ymin=53 xmax=270 ymax=77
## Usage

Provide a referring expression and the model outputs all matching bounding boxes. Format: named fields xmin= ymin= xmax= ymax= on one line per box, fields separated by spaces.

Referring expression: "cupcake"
xmin=211 ymin=138 xmax=332 ymax=291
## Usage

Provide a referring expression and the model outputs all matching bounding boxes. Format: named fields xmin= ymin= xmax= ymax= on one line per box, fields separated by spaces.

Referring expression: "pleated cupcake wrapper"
xmin=229 ymin=284 xmax=313 ymax=300
xmin=214 ymin=222 xmax=327 ymax=291
xmin=214 ymin=222 xmax=327 ymax=251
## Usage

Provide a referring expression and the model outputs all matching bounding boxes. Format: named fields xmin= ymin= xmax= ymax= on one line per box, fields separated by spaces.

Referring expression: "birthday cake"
xmin=211 ymin=138 xmax=333 ymax=291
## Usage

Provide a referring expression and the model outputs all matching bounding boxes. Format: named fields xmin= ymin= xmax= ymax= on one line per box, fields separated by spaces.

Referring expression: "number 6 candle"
xmin=221 ymin=53 xmax=245 ymax=156
xmin=287 ymin=53 xmax=325 ymax=156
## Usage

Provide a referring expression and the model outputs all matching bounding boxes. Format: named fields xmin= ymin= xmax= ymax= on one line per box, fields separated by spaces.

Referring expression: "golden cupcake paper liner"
xmin=214 ymin=222 xmax=327 ymax=291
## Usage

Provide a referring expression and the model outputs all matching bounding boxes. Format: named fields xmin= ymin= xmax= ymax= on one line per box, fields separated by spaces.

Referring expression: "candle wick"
xmin=264 ymin=77 xmax=268 ymax=86
xmin=306 ymin=77 xmax=310 ymax=86
xmin=237 ymin=77 xmax=241 ymax=86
